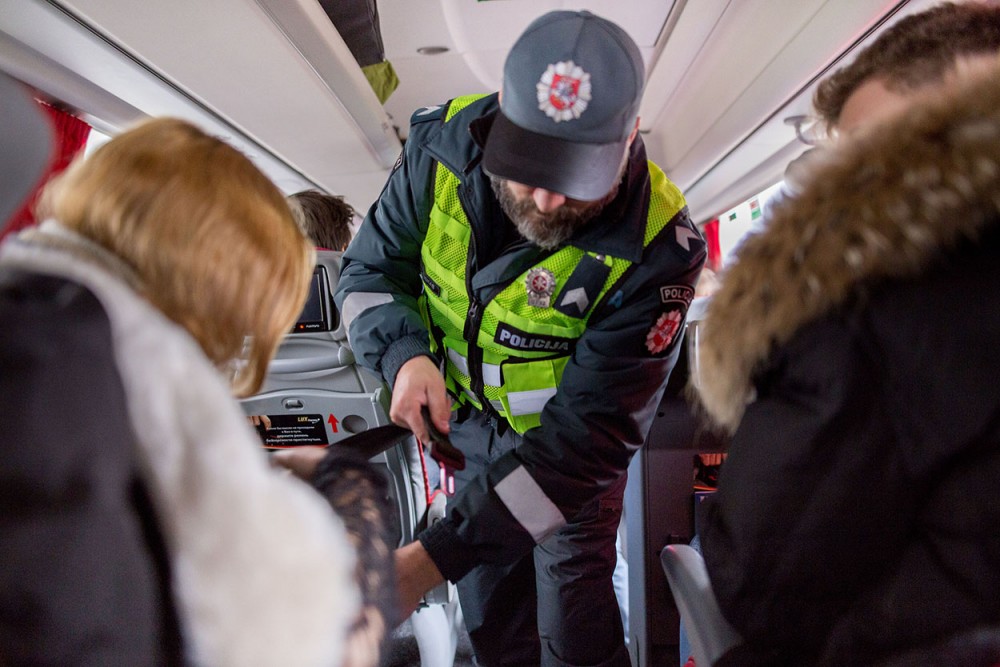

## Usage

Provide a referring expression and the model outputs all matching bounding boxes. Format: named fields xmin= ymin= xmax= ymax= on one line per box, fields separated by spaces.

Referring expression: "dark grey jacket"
xmin=335 ymin=94 xmax=706 ymax=580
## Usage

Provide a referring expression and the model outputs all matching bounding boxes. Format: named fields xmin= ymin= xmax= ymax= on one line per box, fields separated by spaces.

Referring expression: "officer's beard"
xmin=490 ymin=175 xmax=618 ymax=250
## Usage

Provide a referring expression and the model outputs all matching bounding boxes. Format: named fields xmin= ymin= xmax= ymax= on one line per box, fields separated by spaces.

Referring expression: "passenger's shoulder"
xmin=0 ymin=270 xmax=113 ymax=354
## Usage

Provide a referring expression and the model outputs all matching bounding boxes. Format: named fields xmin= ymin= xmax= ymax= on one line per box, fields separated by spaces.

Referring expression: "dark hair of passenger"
xmin=814 ymin=1 xmax=1000 ymax=129
xmin=289 ymin=189 xmax=355 ymax=251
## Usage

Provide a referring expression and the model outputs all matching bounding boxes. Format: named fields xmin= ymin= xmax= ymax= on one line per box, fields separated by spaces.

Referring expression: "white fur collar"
xmin=2 ymin=223 xmax=359 ymax=666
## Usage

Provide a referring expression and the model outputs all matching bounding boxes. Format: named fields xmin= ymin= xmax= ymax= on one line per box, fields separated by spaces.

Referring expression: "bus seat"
xmin=660 ymin=544 xmax=742 ymax=667
xmin=241 ymin=250 xmax=461 ymax=665
xmin=0 ymin=70 xmax=54 ymax=230
xmin=661 ymin=545 xmax=1000 ymax=666
xmin=240 ymin=250 xmax=422 ymax=548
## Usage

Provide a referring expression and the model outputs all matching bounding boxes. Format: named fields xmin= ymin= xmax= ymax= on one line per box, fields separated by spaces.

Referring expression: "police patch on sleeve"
xmin=646 ymin=283 xmax=695 ymax=354
xmin=646 ymin=309 xmax=684 ymax=355
xmin=660 ymin=285 xmax=694 ymax=305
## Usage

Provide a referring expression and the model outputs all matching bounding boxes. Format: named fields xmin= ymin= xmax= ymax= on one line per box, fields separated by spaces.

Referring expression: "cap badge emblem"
xmin=525 ymin=267 xmax=556 ymax=308
xmin=537 ymin=61 xmax=591 ymax=122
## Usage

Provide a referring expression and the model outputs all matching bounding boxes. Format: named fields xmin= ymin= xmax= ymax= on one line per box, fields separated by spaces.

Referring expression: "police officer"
xmin=335 ymin=10 xmax=706 ymax=666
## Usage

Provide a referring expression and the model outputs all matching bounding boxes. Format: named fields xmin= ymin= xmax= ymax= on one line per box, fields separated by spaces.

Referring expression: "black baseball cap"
xmin=482 ymin=10 xmax=645 ymax=201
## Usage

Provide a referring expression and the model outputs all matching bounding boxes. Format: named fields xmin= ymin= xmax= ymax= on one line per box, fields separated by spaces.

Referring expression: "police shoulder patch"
xmin=659 ymin=284 xmax=695 ymax=306
xmin=646 ymin=309 xmax=685 ymax=355
xmin=410 ymin=104 xmax=445 ymax=125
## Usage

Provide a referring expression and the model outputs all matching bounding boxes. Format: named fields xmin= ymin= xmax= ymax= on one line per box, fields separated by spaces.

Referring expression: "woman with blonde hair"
xmin=0 ymin=117 xmax=393 ymax=666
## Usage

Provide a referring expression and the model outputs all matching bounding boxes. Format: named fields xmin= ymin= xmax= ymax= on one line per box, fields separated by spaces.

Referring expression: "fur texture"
xmin=695 ymin=59 xmax=1000 ymax=432
xmin=2 ymin=223 xmax=360 ymax=666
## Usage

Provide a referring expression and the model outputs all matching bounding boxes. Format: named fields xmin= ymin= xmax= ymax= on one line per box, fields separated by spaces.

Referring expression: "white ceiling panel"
xmin=2 ymin=0 xmax=945 ymax=221
xmin=679 ymin=0 xmax=943 ymax=222
xmin=380 ymin=0 xmax=673 ymax=139
xmin=647 ymin=1 xmax=892 ymax=180
xmin=1 ymin=0 xmax=401 ymax=209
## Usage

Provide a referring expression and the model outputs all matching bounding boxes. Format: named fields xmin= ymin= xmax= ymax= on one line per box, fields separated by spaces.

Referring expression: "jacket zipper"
xmin=464 ymin=267 xmax=492 ymax=415
xmin=460 ymin=182 xmax=500 ymax=419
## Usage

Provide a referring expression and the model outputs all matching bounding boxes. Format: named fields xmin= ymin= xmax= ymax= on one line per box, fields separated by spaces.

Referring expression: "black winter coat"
xmin=696 ymin=64 xmax=1000 ymax=665
xmin=0 ymin=270 xmax=181 ymax=664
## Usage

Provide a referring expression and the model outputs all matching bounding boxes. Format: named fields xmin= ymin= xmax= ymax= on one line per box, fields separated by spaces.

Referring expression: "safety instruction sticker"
xmin=252 ymin=413 xmax=329 ymax=449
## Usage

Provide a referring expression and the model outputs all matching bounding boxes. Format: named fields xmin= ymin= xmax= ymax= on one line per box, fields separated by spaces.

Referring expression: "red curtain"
xmin=1 ymin=102 xmax=91 ymax=241
xmin=701 ymin=218 xmax=722 ymax=272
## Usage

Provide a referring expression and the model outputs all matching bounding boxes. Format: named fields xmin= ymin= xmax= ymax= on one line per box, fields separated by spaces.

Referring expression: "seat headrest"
xmin=0 ymin=71 xmax=54 ymax=227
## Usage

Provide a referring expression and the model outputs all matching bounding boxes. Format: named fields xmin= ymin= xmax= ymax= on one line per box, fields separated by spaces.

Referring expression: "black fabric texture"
xmin=0 ymin=270 xmax=175 ymax=665
xmin=701 ymin=225 xmax=1000 ymax=665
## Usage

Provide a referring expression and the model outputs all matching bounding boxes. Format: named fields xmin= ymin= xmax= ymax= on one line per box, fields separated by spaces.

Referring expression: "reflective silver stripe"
xmin=448 ymin=348 xmax=502 ymax=386
xmin=494 ymin=465 xmax=565 ymax=543
xmin=448 ymin=348 xmax=470 ymax=376
xmin=506 ymin=387 xmax=556 ymax=416
xmin=341 ymin=292 xmax=393 ymax=330
xmin=461 ymin=388 xmax=503 ymax=412
xmin=482 ymin=363 xmax=502 ymax=386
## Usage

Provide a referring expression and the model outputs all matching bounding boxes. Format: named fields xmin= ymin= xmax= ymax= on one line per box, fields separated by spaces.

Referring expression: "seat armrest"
xmin=661 ymin=544 xmax=742 ymax=666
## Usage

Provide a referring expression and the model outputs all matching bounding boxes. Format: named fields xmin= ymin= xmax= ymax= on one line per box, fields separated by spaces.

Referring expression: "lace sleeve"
xmin=312 ymin=450 xmax=397 ymax=667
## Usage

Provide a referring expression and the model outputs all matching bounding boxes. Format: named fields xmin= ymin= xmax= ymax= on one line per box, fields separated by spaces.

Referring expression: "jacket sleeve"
xmin=334 ymin=130 xmax=437 ymax=387
xmin=422 ymin=220 xmax=707 ymax=581
xmin=310 ymin=449 xmax=398 ymax=662
xmin=699 ymin=316 xmax=915 ymax=659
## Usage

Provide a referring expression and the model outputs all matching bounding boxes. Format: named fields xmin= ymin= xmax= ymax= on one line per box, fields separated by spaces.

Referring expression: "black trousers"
xmin=449 ymin=411 xmax=631 ymax=667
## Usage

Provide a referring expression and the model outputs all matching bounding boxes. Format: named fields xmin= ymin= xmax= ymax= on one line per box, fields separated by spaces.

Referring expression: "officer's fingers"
xmin=390 ymin=400 xmax=427 ymax=443
xmin=426 ymin=389 xmax=452 ymax=435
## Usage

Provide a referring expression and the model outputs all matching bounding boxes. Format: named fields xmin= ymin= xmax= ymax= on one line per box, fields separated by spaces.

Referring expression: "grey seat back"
xmin=240 ymin=250 xmax=423 ymax=548
xmin=0 ymin=70 xmax=54 ymax=229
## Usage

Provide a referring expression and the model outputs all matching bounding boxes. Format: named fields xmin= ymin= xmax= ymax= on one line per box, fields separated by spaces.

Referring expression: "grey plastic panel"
xmin=239 ymin=250 xmax=423 ymax=547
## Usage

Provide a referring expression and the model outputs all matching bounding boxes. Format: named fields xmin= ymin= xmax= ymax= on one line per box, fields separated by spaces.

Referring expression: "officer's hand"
xmin=394 ymin=541 xmax=445 ymax=622
xmin=390 ymin=355 xmax=450 ymax=445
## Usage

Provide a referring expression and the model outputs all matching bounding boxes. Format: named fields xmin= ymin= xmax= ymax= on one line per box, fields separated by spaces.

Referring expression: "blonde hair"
xmin=39 ymin=117 xmax=314 ymax=396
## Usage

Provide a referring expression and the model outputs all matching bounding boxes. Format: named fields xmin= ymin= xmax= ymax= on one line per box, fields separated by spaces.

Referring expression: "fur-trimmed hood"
xmin=695 ymin=58 xmax=1000 ymax=433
